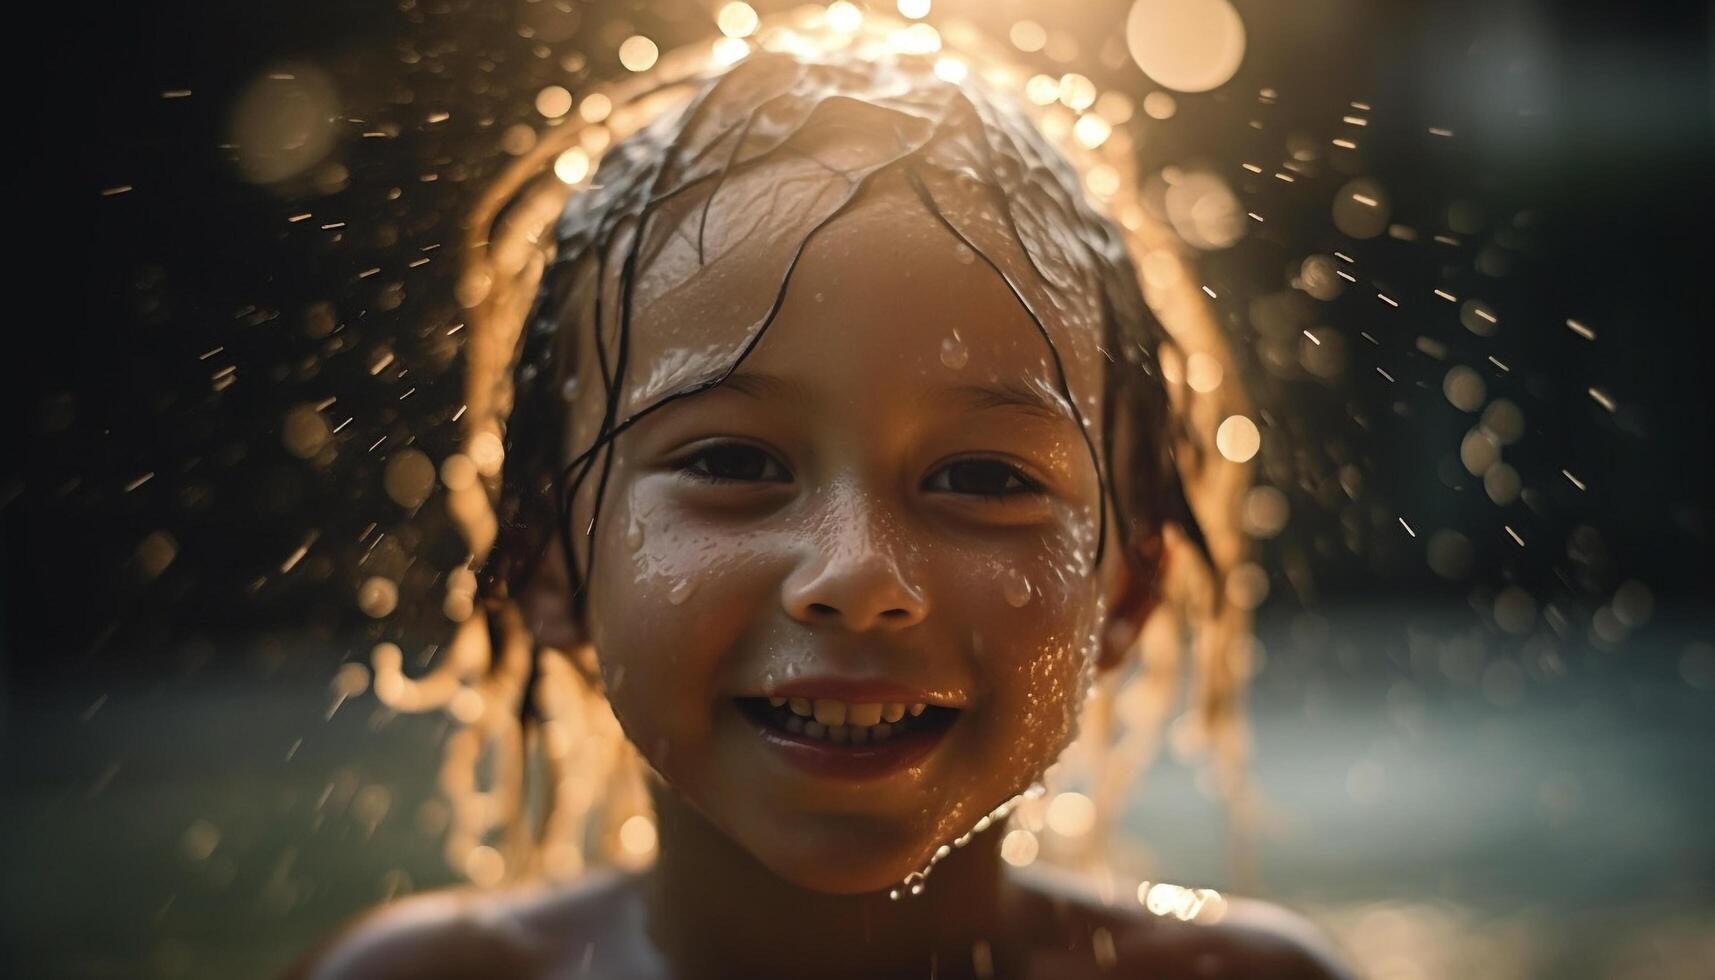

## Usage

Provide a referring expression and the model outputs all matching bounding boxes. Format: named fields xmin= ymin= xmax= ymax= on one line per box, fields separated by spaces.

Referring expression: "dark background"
xmin=4 ymin=1 xmax=1712 ymax=977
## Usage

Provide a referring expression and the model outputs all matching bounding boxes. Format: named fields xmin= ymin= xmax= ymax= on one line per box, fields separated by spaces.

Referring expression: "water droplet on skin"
xmin=625 ymin=516 xmax=644 ymax=550
xmin=1002 ymin=569 xmax=1032 ymax=607
xmin=668 ymin=579 xmax=695 ymax=605
xmin=939 ymin=332 xmax=969 ymax=369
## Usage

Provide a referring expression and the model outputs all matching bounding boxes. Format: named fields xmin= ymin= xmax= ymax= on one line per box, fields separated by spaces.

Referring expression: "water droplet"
xmin=625 ymin=516 xmax=644 ymax=550
xmin=668 ymin=579 xmax=695 ymax=605
xmin=939 ymin=332 xmax=969 ymax=369
xmin=889 ymin=888 xmax=902 ymax=900
xmin=1002 ymin=569 xmax=1032 ymax=607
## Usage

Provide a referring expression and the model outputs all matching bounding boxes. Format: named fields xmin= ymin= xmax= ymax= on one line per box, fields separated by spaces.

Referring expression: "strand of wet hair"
xmin=949 ymin=88 xmax=1129 ymax=554
xmin=967 ymin=88 xmax=1213 ymax=569
xmin=899 ymin=162 xmax=1112 ymax=568
xmin=695 ymin=86 xmax=777 ymax=265
xmin=959 ymin=81 xmax=1184 ymax=567
xmin=577 ymin=69 xmax=803 ymax=623
xmin=547 ymin=63 xmax=764 ymax=629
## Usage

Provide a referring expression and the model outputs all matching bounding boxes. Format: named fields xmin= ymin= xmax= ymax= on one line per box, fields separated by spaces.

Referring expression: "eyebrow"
xmin=940 ymin=379 xmax=1072 ymax=423
xmin=713 ymin=369 xmax=815 ymax=405
xmin=710 ymin=370 xmax=1072 ymax=424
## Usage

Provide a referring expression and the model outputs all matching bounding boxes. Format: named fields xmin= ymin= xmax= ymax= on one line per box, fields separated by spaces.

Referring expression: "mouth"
xmin=734 ymin=695 xmax=962 ymax=781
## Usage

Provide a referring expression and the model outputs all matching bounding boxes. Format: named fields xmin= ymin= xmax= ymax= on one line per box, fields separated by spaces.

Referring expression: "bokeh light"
xmin=825 ymin=1 xmax=863 ymax=34
xmin=554 ymin=146 xmax=591 ymax=185
xmin=535 ymin=84 xmax=573 ymax=119
xmin=1009 ymin=20 xmax=1047 ymax=53
xmin=228 ymin=66 xmax=339 ymax=184
xmin=1216 ymin=414 xmax=1261 ymax=463
xmin=618 ymin=35 xmax=659 ymax=72
xmin=1126 ymin=0 xmax=1247 ymax=93
xmin=1332 ymin=178 xmax=1392 ymax=239
xmin=716 ymin=2 xmax=759 ymax=39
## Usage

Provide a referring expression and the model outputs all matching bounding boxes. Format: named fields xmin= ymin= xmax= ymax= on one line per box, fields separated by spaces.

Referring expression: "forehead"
xmin=604 ymin=164 xmax=1108 ymax=424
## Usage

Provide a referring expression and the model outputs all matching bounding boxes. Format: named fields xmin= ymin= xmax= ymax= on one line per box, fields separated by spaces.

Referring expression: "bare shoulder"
xmin=279 ymin=866 xmax=647 ymax=980
xmin=1009 ymin=865 xmax=1356 ymax=980
xmin=1117 ymin=895 xmax=1358 ymax=980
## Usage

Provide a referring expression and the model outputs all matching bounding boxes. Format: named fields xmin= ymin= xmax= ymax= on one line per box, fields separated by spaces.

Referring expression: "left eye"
xmin=925 ymin=460 xmax=1040 ymax=498
xmin=674 ymin=443 xmax=790 ymax=484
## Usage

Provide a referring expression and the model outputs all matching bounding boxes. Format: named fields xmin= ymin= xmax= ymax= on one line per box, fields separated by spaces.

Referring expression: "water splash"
xmin=887 ymin=782 xmax=1045 ymax=900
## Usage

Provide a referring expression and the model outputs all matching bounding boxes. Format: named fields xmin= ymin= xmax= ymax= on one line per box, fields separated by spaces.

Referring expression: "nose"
xmin=782 ymin=489 xmax=928 ymax=632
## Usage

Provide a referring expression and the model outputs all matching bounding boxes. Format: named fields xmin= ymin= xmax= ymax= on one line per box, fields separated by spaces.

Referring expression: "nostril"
xmin=808 ymin=602 xmax=838 ymax=617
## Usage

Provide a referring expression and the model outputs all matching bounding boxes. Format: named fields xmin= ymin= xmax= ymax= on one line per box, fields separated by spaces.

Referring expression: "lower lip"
xmin=740 ymin=708 xmax=954 ymax=781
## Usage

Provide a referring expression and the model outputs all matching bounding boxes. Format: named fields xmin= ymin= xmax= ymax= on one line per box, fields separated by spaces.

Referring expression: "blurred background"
xmin=4 ymin=1 xmax=1712 ymax=977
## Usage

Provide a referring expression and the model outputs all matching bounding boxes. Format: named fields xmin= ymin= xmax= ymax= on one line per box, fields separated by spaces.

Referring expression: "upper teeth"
xmin=769 ymin=698 xmax=927 ymax=725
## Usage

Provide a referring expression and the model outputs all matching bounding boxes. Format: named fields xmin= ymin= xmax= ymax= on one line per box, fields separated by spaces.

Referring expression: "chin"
xmin=743 ymin=816 xmax=932 ymax=895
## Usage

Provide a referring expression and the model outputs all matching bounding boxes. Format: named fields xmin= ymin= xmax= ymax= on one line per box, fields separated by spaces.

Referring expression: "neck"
xmin=640 ymin=776 xmax=1021 ymax=980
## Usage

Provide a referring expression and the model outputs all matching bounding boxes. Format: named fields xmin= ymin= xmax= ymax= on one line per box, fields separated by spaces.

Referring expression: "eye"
xmin=674 ymin=442 xmax=791 ymax=484
xmin=924 ymin=459 xmax=1043 ymax=500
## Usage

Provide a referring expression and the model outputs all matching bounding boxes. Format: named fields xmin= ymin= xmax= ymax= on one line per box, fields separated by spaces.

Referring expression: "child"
xmin=291 ymin=23 xmax=1351 ymax=980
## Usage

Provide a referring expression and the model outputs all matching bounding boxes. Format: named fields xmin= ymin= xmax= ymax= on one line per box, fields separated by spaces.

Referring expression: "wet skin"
xmin=287 ymin=169 xmax=1352 ymax=979
xmin=285 ymin=800 xmax=1353 ymax=980
xmin=555 ymin=166 xmax=1126 ymax=898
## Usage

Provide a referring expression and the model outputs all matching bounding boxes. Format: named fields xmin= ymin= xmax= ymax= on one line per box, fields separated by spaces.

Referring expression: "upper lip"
xmin=743 ymin=677 xmax=969 ymax=709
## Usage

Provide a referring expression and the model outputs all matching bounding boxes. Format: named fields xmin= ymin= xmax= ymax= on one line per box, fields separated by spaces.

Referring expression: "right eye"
xmin=673 ymin=442 xmax=791 ymax=484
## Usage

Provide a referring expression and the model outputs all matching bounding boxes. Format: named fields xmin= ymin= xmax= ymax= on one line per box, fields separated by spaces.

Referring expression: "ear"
xmin=1097 ymin=526 xmax=1165 ymax=673
xmin=516 ymin=536 xmax=583 ymax=652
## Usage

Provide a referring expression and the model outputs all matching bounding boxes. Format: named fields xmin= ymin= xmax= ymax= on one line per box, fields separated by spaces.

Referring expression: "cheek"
xmin=983 ymin=499 xmax=1105 ymax=665
xmin=945 ymin=508 xmax=1107 ymax=790
xmin=580 ymin=480 xmax=777 ymax=781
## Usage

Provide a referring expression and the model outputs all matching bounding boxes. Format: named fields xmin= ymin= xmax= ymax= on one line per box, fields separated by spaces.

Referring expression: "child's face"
xmin=536 ymin=167 xmax=1149 ymax=894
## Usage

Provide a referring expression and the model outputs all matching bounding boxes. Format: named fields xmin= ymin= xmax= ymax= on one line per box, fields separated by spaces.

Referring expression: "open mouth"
xmin=737 ymin=696 xmax=960 ymax=743
xmin=735 ymin=696 xmax=961 ymax=779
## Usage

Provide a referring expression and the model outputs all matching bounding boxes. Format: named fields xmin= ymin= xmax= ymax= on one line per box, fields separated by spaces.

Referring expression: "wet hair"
xmin=483 ymin=51 xmax=1207 ymax=632
xmin=432 ymin=36 xmax=1252 ymax=881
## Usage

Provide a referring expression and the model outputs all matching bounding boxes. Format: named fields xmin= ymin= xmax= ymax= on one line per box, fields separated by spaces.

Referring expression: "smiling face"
xmin=528 ymin=165 xmax=1154 ymax=895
